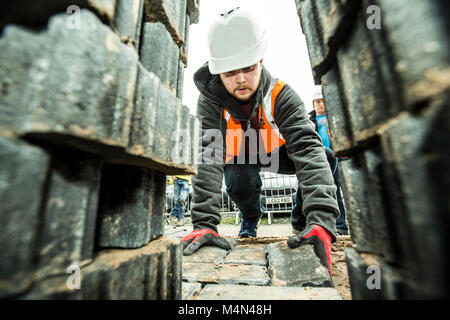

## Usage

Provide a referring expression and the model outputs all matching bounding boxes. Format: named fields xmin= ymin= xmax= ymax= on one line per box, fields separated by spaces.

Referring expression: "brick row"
xmin=0 ymin=9 xmax=138 ymax=155
xmin=20 ymin=237 xmax=182 ymax=299
xmin=0 ymin=10 xmax=196 ymax=175
xmin=128 ymin=64 xmax=197 ymax=173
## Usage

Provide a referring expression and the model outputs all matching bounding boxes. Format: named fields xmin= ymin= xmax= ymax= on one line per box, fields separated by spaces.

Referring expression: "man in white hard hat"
xmin=309 ymin=85 xmax=349 ymax=236
xmin=182 ymin=7 xmax=339 ymax=276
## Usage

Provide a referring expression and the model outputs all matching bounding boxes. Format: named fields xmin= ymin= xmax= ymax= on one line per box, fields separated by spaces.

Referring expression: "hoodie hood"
xmin=193 ymin=62 xmax=274 ymax=121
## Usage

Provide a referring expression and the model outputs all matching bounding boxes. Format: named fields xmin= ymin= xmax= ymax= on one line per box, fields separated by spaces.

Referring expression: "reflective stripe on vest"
xmin=223 ymin=79 xmax=286 ymax=164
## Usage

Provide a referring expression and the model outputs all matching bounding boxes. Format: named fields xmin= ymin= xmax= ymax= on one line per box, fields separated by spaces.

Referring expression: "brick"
xmin=0 ymin=136 xmax=50 ymax=298
xmin=186 ymin=0 xmax=199 ymax=24
xmin=20 ymin=275 xmax=82 ymax=300
xmin=140 ymin=22 xmax=180 ymax=94
xmin=183 ymin=262 xmax=270 ymax=286
xmin=267 ymin=242 xmax=333 ymax=287
xmin=177 ymin=60 xmax=185 ymax=99
xmin=338 ymin=155 xmax=378 ymax=256
xmin=224 ymin=244 xmax=267 ymax=266
xmin=379 ymin=96 xmax=450 ymax=298
xmin=361 ymin=148 xmax=398 ymax=263
xmin=82 ymin=236 xmax=181 ymax=299
xmin=167 ymin=237 xmax=183 ymax=299
xmin=35 ymin=147 xmax=103 ymax=280
xmin=345 ymin=248 xmax=403 ymax=300
xmin=197 ymin=284 xmax=342 ymax=300
xmin=336 ymin=14 xmax=392 ymax=147
xmin=321 ymin=66 xmax=353 ymax=154
xmin=113 ymin=0 xmax=145 ymax=48
xmin=182 ymin=245 xmax=230 ymax=264
xmin=143 ymin=0 xmax=187 ymax=47
xmin=299 ymin=0 xmax=325 ymax=80
xmin=128 ymin=64 xmax=196 ymax=174
xmin=97 ymin=165 xmax=165 ymax=249
xmin=0 ymin=10 xmax=138 ymax=155
xmin=298 ymin=0 xmax=360 ymax=81
xmin=375 ymin=0 xmax=450 ymax=107
xmin=182 ymin=282 xmax=202 ymax=300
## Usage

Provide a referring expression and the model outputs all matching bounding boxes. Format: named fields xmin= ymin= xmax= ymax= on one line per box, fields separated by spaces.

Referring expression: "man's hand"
xmin=182 ymin=229 xmax=231 ymax=255
xmin=287 ymin=224 xmax=333 ymax=276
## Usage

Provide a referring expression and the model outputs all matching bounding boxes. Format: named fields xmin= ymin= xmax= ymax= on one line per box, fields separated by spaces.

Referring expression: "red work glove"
xmin=287 ymin=224 xmax=333 ymax=276
xmin=182 ymin=229 xmax=231 ymax=255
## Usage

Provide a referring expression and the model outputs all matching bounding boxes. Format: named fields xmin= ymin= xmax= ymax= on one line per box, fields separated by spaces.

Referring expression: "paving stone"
xmin=143 ymin=0 xmax=187 ymax=47
xmin=336 ymin=13 xmax=392 ymax=147
xmin=375 ymin=0 xmax=449 ymax=107
xmin=0 ymin=10 xmax=138 ymax=156
xmin=338 ymin=148 xmax=397 ymax=262
xmin=0 ymin=1 xmax=118 ymax=31
xmin=20 ymin=274 xmax=82 ymax=300
xmin=345 ymin=247 xmax=403 ymax=300
xmin=82 ymin=236 xmax=181 ymax=299
xmin=183 ymin=245 xmax=230 ymax=264
xmin=299 ymin=0 xmax=325 ymax=80
xmin=183 ymin=262 xmax=270 ymax=286
xmin=97 ymin=165 xmax=165 ymax=249
xmin=182 ymin=282 xmax=202 ymax=300
xmin=267 ymin=242 xmax=333 ymax=287
xmin=197 ymin=284 xmax=342 ymax=300
xmin=113 ymin=0 xmax=144 ymax=48
xmin=321 ymin=66 xmax=354 ymax=155
xmin=298 ymin=0 xmax=360 ymax=81
xmin=224 ymin=244 xmax=267 ymax=266
xmin=140 ymin=22 xmax=180 ymax=94
xmin=128 ymin=64 xmax=196 ymax=174
xmin=379 ymin=97 xmax=450 ymax=299
xmin=0 ymin=135 xmax=50 ymax=298
xmin=36 ymin=147 xmax=103 ymax=281
xmin=167 ymin=237 xmax=183 ymax=299
xmin=186 ymin=0 xmax=200 ymax=24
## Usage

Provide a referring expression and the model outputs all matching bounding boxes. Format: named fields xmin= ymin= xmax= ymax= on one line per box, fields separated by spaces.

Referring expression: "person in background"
xmin=309 ymin=85 xmax=349 ymax=236
xmin=169 ymin=175 xmax=191 ymax=227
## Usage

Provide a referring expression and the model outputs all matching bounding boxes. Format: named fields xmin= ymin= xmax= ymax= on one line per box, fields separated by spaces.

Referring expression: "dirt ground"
xmin=331 ymin=235 xmax=354 ymax=300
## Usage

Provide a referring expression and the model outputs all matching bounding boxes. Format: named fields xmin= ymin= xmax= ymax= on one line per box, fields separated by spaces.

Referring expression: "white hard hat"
xmin=207 ymin=7 xmax=267 ymax=75
xmin=312 ymin=85 xmax=323 ymax=101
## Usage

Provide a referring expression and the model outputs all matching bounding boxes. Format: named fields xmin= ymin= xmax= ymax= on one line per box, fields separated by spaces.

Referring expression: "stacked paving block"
xmin=0 ymin=0 xmax=200 ymax=299
xmin=297 ymin=0 xmax=449 ymax=299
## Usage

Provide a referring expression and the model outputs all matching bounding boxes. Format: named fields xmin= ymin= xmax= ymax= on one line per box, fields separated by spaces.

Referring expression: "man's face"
xmin=219 ymin=60 xmax=263 ymax=102
xmin=313 ymin=98 xmax=326 ymax=115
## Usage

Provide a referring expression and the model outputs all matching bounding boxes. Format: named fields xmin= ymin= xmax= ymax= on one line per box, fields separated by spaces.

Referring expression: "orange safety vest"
xmin=223 ymin=79 xmax=286 ymax=164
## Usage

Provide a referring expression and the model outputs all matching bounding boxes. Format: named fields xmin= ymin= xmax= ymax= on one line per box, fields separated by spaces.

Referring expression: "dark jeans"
xmin=224 ymin=146 xmax=347 ymax=230
xmin=224 ymin=146 xmax=333 ymax=228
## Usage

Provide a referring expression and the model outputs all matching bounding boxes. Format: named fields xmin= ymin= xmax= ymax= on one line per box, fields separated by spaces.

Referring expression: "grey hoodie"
xmin=190 ymin=62 xmax=339 ymax=241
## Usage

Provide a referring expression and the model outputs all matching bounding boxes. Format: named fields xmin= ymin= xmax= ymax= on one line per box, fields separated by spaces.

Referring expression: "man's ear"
xmin=260 ymin=59 xmax=263 ymax=69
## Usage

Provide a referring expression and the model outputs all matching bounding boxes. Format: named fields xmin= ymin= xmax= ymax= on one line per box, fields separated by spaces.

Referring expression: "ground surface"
xmin=166 ymin=221 xmax=353 ymax=300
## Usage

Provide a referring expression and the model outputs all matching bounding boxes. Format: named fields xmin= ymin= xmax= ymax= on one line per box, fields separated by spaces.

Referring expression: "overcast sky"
xmin=182 ymin=0 xmax=317 ymax=115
